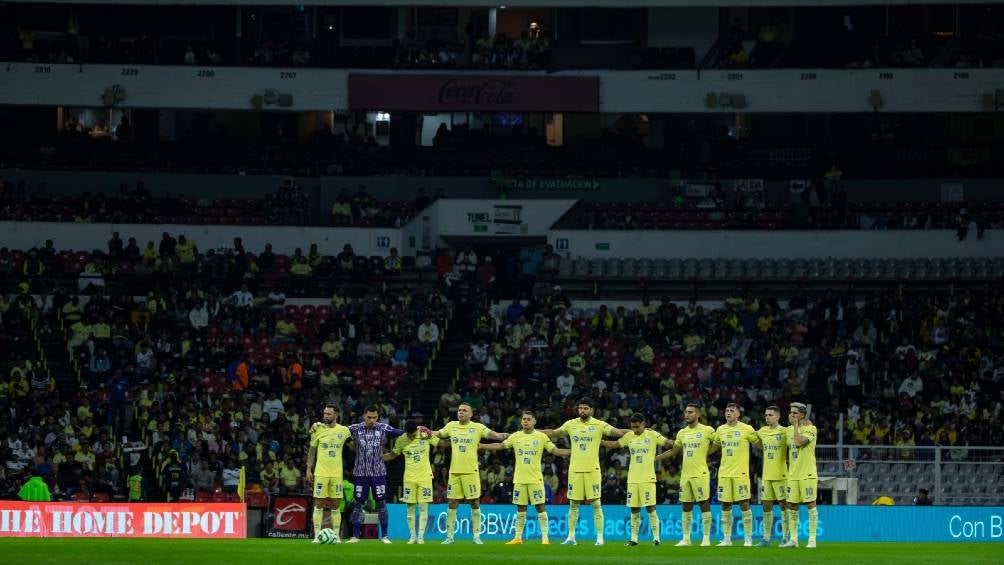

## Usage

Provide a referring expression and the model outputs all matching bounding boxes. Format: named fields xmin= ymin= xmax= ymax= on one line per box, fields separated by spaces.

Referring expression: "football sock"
xmin=352 ymin=506 xmax=364 ymax=538
xmin=681 ymin=511 xmax=692 ymax=542
xmin=472 ymin=508 xmax=482 ymax=539
xmin=446 ymin=507 xmax=457 ymax=539
xmin=537 ymin=512 xmax=549 ymax=541
xmin=781 ymin=508 xmax=790 ymax=540
xmin=808 ymin=507 xmax=818 ymax=542
xmin=762 ymin=509 xmax=773 ymax=541
xmin=378 ymin=504 xmax=389 ymax=537
xmin=313 ymin=507 xmax=324 ymax=535
xmin=591 ymin=499 xmax=604 ymax=541
xmin=630 ymin=512 xmax=640 ymax=542
xmin=721 ymin=509 xmax=732 ymax=539
xmin=742 ymin=509 xmax=753 ymax=540
xmin=567 ymin=501 xmax=580 ymax=539
xmin=514 ymin=511 xmax=526 ymax=541
xmin=788 ymin=508 xmax=799 ymax=543
xmin=701 ymin=511 xmax=712 ymax=539
xmin=406 ymin=505 xmax=416 ymax=539
xmin=418 ymin=503 xmax=429 ymax=537
xmin=647 ymin=509 xmax=660 ymax=542
xmin=331 ymin=508 xmax=341 ymax=535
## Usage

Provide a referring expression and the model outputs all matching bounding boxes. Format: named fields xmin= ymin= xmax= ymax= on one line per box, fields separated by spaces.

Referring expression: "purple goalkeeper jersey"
xmin=348 ymin=422 xmax=404 ymax=476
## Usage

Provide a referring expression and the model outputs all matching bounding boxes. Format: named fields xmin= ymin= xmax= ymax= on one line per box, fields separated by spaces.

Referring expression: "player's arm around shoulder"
xmin=601 ymin=439 xmax=621 ymax=449
xmin=479 ymin=442 xmax=504 ymax=451
xmin=706 ymin=428 xmax=721 ymax=455
xmin=538 ymin=425 xmax=567 ymax=439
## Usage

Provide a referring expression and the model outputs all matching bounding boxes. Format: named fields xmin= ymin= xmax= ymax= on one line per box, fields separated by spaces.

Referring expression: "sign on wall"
xmin=348 ymin=74 xmax=600 ymax=112
xmin=386 ymin=503 xmax=1004 ymax=542
xmin=0 ymin=501 xmax=246 ymax=538
xmin=265 ymin=494 xmax=311 ymax=539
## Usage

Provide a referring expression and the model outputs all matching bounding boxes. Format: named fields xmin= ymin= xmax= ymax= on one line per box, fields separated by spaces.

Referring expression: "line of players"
xmin=306 ymin=397 xmax=819 ymax=548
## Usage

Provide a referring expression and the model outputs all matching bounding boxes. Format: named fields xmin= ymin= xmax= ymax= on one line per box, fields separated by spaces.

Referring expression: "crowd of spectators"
xmin=0 ymin=180 xmax=417 ymax=229
xmin=446 ymin=276 xmax=1004 ymax=504
xmin=577 ymin=191 xmax=1004 ymax=233
xmin=0 ymin=233 xmax=452 ymax=502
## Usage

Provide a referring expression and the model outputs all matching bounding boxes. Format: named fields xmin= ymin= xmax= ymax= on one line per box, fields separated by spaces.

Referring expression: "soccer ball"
xmin=316 ymin=528 xmax=338 ymax=544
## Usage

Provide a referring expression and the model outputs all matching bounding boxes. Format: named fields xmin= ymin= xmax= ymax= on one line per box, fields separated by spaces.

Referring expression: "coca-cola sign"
xmin=349 ymin=74 xmax=599 ymax=112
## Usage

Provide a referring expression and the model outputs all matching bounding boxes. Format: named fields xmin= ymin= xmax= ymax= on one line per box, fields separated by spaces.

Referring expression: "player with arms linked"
xmin=782 ymin=402 xmax=819 ymax=548
xmin=306 ymin=404 xmax=351 ymax=543
xmin=431 ymin=403 xmax=509 ymax=545
xmin=540 ymin=397 xmax=628 ymax=546
xmin=601 ymin=413 xmax=674 ymax=546
xmin=480 ymin=410 xmax=571 ymax=545
xmin=656 ymin=402 xmax=718 ymax=546
xmin=383 ymin=420 xmax=439 ymax=544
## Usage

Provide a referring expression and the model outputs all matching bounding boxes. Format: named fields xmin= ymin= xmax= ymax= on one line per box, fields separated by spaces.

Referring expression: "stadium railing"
xmin=816 ymin=444 xmax=1004 ymax=506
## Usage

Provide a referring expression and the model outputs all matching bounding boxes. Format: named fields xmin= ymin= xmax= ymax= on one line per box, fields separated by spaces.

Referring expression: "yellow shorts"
xmin=313 ymin=476 xmax=343 ymax=499
xmin=513 ymin=482 xmax=547 ymax=506
xmin=626 ymin=483 xmax=657 ymax=508
xmin=402 ymin=481 xmax=434 ymax=504
xmin=760 ymin=479 xmax=788 ymax=502
xmin=679 ymin=475 xmax=711 ymax=503
xmin=447 ymin=473 xmax=481 ymax=500
xmin=717 ymin=476 xmax=752 ymax=503
xmin=567 ymin=471 xmax=602 ymax=501
xmin=786 ymin=478 xmax=818 ymax=504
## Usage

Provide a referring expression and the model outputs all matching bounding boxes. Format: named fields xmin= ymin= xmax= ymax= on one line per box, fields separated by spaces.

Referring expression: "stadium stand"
xmin=2 ymin=2 xmax=1003 ymax=518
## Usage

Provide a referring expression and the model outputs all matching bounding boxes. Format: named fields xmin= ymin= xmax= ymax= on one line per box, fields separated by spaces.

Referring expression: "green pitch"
xmin=1 ymin=539 xmax=1000 ymax=565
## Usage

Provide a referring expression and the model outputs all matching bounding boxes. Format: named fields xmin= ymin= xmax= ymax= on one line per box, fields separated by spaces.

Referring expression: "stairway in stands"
xmin=414 ymin=313 xmax=471 ymax=422
xmin=38 ymin=315 xmax=78 ymax=394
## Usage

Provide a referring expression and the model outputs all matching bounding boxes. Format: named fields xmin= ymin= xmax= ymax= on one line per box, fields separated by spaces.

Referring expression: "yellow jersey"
xmin=786 ymin=424 xmax=818 ymax=480
xmin=618 ymin=429 xmax=668 ymax=483
xmin=440 ymin=420 xmax=490 ymax=474
xmin=756 ymin=425 xmax=789 ymax=480
xmin=560 ymin=417 xmax=616 ymax=473
xmin=714 ymin=422 xmax=758 ymax=477
xmin=675 ymin=424 xmax=716 ymax=478
xmin=393 ymin=434 xmax=441 ymax=482
xmin=502 ymin=430 xmax=556 ymax=483
xmin=311 ymin=424 xmax=351 ymax=477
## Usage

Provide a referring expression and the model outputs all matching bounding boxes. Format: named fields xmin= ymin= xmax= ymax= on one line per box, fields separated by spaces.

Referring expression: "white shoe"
xmin=407 ymin=537 xmax=417 ymax=545
xmin=744 ymin=538 xmax=753 ymax=547
xmin=717 ymin=540 xmax=732 ymax=547
xmin=780 ymin=540 xmax=798 ymax=548
xmin=417 ymin=538 xmax=425 ymax=544
xmin=806 ymin=540 xmax=816 ymax=548
xmin=441 ymin=538 xmax=455 ymax=545
xmin=561 ymin=538 xmax=577 ymax=546
xmin=700 ymin=537 xmax=711 ymax=547
xmin=381 ymin=537 xmax=392 ymax=544
xmin=675 ymin=540 xmax=691 ymax=547
xmin=473 ymin=537 xmax=484 ymax=545
xmin=595 ymin=539 xmax=604 ymax=547
xmin=311 ymin=537 xmax=322 ymax=544
xmin=346 ymin=537 xmax=360 ymax=544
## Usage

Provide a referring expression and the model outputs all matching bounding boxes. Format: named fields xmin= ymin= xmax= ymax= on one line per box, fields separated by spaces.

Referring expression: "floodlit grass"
xmin=0 ymin=539 xmax=1001 ymax=565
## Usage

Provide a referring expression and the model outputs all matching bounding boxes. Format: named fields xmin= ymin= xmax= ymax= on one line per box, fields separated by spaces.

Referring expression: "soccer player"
xmin=432 ymin=403 xmax=509 ymax=545
xmin=754 ymin=405 xmax=790 ymax=546
xmin=383 ymin=421 xmax=439 ymax=544
xmin=782 ymin=402 xmax=818 ymax=548
xmin=306 ymin=404 xmax=351 ymax=543
xmin=600 ymin=413 xmax=673 ymax=546
xmin=655 ymin=402 xmax=718 ymax=547
xmin=541 ymin=397 xmax=627 ymax=546
xmin=479 ymin=410 xmax=570 ymax=545
xmin=346 ymin=406 xmax=404 ymax=543
xmin=712 ymin=403 xmax=759 ymax=547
